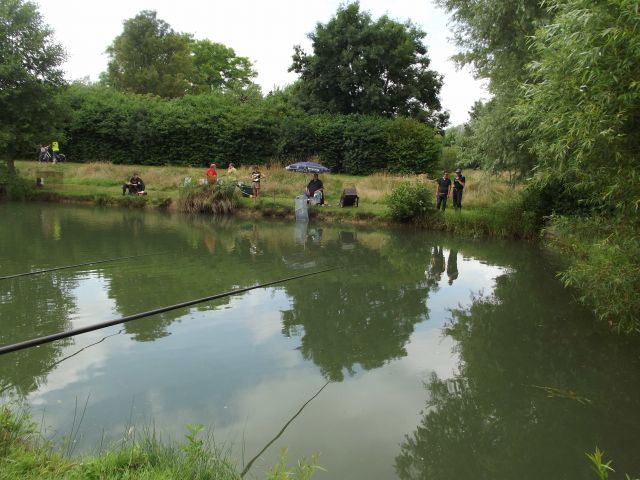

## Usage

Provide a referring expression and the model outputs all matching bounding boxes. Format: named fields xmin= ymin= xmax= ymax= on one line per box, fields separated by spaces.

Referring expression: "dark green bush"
xmin=0 ymin=165 xmax=34 ymax=200
xmin=385 ymin=182 xmax=435 ymax=222
xmin=61 ymin=85 xmax=442 ymax=175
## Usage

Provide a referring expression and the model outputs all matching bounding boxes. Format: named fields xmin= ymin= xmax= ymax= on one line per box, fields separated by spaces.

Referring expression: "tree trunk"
xmin=6 ymin=158 xmax=15 ymax=175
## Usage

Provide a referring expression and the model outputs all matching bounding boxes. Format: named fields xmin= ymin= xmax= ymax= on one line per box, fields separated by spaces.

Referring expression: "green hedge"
xmin=61 ymin=85 xmax=442 ymax=174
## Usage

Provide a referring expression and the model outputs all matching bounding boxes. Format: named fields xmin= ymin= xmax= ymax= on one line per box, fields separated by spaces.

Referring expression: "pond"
xmin=0 ymin=203 xmax=638 ymax=479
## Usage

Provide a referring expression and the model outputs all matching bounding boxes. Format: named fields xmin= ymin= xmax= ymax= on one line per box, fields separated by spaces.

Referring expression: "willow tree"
xmin=0 ymin=0 xmax=65 ymax=174
xmin=516 ymin=0 xmax=640 ymax=212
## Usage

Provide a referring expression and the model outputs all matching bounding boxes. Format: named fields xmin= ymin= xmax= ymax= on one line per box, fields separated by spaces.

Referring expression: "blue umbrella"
xmin=285 ymin=161 xmax=330 ymax=173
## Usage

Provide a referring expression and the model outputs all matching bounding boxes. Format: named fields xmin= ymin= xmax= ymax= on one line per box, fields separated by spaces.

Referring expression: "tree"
xmin=289 ymin=2 xmax=445 ymax=127
xmin=436 ymin=0 xmax=548 ymax=87
xmin=190 ymin=39 xmax=257 ymax=93
xmin=105 ymin=10 xmax=193 ymax=98
xmin=515 ymin=0 xmax=640 ymax=213
xmin=0 ymin=0 xmax=65 ymax=173
xmin=436 ymin=0 xmax=550 ymax=175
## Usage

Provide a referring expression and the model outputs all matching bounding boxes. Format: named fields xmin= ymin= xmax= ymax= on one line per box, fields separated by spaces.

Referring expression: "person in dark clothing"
xmin=452 ymin=168 xmax=466 ymax=210
xmin=306 ymin=173 xmax=324 ymax=205
xmin=122 ymin=174 xmax=146 ymax=195
xmin=435 ymin=171 xmax=452 ymax=211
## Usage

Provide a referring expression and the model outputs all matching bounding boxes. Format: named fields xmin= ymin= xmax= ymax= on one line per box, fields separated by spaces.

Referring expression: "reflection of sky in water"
xmin=0 ymin=203 xmax=511 ymax=479
xmin=419 ymin=251 xmax=508 ymax=331
xmin=21 ymin=246 xmax=507 ymax=479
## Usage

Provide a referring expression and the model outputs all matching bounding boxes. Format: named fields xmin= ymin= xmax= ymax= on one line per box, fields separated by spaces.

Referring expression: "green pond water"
xmin=0 ymin=203 xmax=639 ymax=479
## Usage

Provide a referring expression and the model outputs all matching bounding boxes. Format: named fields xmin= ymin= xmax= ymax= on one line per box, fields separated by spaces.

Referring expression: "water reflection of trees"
xmin=396 ymin=264 xmax=640 ymax=479
xmin=281 ymin=232 xmax=434 ymax=381
xmin=0 ymin=208 xmax=78 ymax=396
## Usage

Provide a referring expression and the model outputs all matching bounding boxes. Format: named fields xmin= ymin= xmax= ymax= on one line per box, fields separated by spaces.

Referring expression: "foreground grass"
xmin=0 ymin=405 xmax=321 ymax=480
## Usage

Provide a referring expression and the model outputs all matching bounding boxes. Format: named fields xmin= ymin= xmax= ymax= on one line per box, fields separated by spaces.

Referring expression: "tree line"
xmin=1 ymin=1 xmax=447 ymax=175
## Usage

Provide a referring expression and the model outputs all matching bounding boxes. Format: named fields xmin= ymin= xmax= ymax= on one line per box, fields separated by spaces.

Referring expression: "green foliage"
xmin=0 ymin=0 xmax=66 ymax=166
xmin=342 ymin=115 xmax=388 ymax=175
xmin=385 ymin=182 xmax=435 ymax=222
xmin=266 ymin=448 xmax=324 ymax=480
xmin=190 ymin=39 xmax=257 ymax=93
xmin=587 ymin=447 xmax=615 ymax=480
xmin=290 ymin=2 xmax=446 ymax=129
xmin=105 ymin=10 xmax=194 ymax=98
xmin=516 ymin=0 xmax=640 ymax=213
xmin=457 ymin=98 xmax=537 ymax=176
xmin=178 ymin=183 xmax=238 ymax=214
xmin=437 ymin=0 xmax=548 ymax=85
xmin=104 ymin=11 xmax=259 ymax=99
xmin=0 ymin=164 xmax=34 ymax=200
xmin=384 ymin=117 xmax=442 ymax=174
xmin=547 ymin=216 xmax=640 ymax=334
xmin=61 ymin=85 xmax=442 ymax=175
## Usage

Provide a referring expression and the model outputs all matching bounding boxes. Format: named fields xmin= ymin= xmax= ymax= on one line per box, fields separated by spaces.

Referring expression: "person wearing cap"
xmin=206 ymin=163 xmax=218 ymax=184
xmin=452 ymin=168 xmax=466 ymax=210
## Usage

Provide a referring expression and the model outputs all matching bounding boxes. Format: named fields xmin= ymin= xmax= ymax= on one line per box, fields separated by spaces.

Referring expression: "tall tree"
xmin=105 ymin=10 xmax=193 ymax=98
xmin=190 ymin=39 xmax=257 ymax=93
xmin=0 ymin=0 xmax=65 ymax=173
xmin=290 ymin=2 xmax=446 ymax=128
xmin=436 ymin=0 xmax=549 ymax=175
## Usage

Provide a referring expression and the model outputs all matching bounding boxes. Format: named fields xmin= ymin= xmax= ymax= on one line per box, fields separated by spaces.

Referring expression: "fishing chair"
xmin=339 ymin=187 xmax=359 ymax=207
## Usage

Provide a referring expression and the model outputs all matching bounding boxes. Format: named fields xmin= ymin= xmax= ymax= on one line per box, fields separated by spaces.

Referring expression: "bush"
xmin=60 ymin=85 xmax=443 ymax=175
xmin=178 ymin=183 xmax=238 ymax=214
xmin=547 ymin=216 xmax=640 ymax=333
xmin=385 ymin=182 xmax=435 ymax=222
xmin=0 ymin=165 xmax=34 ymax=200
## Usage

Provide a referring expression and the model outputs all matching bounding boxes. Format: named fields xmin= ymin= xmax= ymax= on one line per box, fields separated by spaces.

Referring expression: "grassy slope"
xmin=15 ymin=160 xmax=525 ymax=234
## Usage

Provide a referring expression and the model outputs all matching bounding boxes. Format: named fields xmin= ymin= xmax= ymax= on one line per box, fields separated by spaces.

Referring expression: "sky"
xmin=36 ymin=0 xmax=488 ymax=125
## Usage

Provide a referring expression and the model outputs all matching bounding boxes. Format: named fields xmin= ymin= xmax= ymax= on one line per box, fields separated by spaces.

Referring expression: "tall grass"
xmin=0 ymin=404 xmax=321 ymax=480
xmin=178 ymin=183 xmax=238 ymax=214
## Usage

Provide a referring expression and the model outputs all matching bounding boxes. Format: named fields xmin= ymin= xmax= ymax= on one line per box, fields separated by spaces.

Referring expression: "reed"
xmin=177 ymin=183 xmax=238 ymax=214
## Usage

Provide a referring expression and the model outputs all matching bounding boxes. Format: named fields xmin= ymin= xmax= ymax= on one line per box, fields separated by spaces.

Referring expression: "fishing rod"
xmin=0 ymin=267 xmax=338 ymax=356
xmin=241 ymin=381 xmax=331 ymax=478
xmin=0 ymin=253 xmax=163 ymax=281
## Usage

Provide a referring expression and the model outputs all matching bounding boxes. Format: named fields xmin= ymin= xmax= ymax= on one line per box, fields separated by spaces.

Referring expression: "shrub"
xmin=385 ymin=181 xmax=435 ymax=222
xmin=0 ymin=165 xmax=34 ymax=200
xmin=178 ymin=183 xmax=238 ymax=214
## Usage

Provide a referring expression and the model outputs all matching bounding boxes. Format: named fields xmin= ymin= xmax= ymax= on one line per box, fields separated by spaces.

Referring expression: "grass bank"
xmin=7 ymin=160 xmax=638 ymax=329
xmin=0 ymin=405 xmax=321 ymax=480
xmin=11 ymin=160 xmax=529 ymax=237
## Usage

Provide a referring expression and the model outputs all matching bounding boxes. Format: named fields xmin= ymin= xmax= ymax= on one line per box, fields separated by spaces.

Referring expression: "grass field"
xmin=15 ymin=160 xmax=520 ymax=222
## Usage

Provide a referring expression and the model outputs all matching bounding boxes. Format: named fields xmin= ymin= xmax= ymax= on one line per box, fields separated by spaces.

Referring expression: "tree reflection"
xmin=396 ymin=263 xmax=640 ymax=479
xmin=0 ymin=207 xmax=78 ymax=395
xmin=281 ymin=232 xmax=433 ymax=381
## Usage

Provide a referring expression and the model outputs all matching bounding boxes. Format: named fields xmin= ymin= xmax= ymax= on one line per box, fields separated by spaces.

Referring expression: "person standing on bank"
xmin=435 ymin=170 xmax=452 ymax=211
xmin=453 ymin=168 xmax=466 ymax=210
xmin=251 ymin=165 xmax=264 ymax=204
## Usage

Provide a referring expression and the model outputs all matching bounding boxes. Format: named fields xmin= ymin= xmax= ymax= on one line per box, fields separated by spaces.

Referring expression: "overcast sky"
xmin=37 ymin=0 xmax=488 ymax=125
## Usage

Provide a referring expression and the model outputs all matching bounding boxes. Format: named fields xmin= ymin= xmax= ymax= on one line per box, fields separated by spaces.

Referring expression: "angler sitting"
xmin=122 ymin=173 xmax=146 ymax=195
xmin=306 ymin=173 xmax=325 ymax=205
